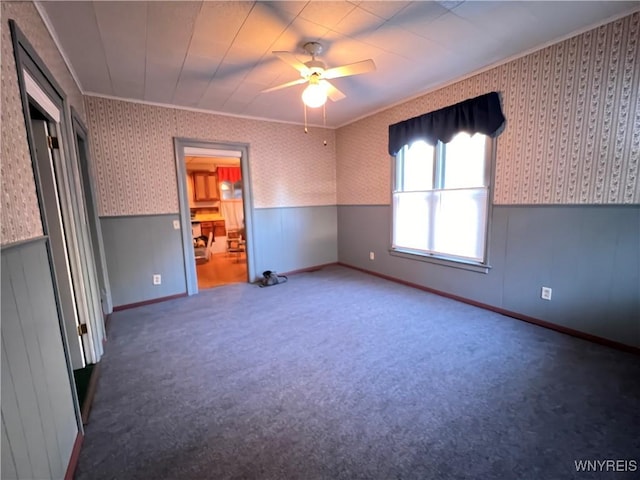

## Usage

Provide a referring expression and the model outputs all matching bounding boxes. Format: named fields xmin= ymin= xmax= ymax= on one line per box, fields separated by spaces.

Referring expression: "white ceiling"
xmin=39 ymin=1 xmax=639 ymax=128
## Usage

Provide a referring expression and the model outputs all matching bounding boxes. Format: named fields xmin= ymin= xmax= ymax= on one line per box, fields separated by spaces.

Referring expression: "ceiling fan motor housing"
xmin=303 ymin=41 xmax=324 ymax=57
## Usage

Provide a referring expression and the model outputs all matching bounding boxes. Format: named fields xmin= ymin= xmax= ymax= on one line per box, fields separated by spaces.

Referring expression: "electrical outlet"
xmin=541 ymin=286 xmax=552 ymax=301
xmin=369 ymin=251 xmax=375 ymax=260
xmin=173 ymin=220 xmax=180 ymax=230
xmin=153 ymin=274 xmax=162 ymax=285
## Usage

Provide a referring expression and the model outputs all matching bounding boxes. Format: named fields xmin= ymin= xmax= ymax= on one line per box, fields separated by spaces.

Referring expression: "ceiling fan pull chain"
xmin=304 ymin=104 xmax=308 ymax=134
xmin=323 ymin=103 xmax=327 ymax=146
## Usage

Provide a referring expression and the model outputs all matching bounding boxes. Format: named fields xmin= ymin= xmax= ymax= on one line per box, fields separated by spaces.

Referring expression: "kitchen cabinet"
xmin=200 ymin=221 xmax=213 ymax=238
xmin=192 ymin=171 xmax=218 ymax=201
xmin=200 ymin=220 xmax=225 ymax=238
xmin=213 ymin=220 xmax=226 ymax=237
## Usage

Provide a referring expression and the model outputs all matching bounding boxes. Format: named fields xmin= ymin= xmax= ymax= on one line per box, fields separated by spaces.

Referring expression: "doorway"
xmin=188 ymin=154 xmax=247 ymax=289
xmin=71 ymin=109 xmax=113 ymax=316
xmin=10 ymin=16 xmax=106 ymax=443
xmin=14 ymin=52 xmax=101 ymax=433
xmin=174 ymin=138 xmax=256 ymax=295
xmin=29 ymin=103 xmax=88 ymax=367
xmin=26 ymin=84 xmax=107 ymax=425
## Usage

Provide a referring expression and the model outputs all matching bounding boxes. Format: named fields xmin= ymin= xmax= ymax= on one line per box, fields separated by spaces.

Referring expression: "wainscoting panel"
xmin=337 ymin=205 xmax=640 ymax=348
xmin=101 ymin=214 xmax=187 ymax=307
xmin=337 ymin=205 xmax=507 ymax=307
xmin=502 ymin=206 xmax=640 ymax=344
xmin=253 ymin=206 xmax=338 ymax=277
xmin=101 ymin=208 xmax=337 ymax=306
xmin=1 ymin=238 xmax=78 ymax=480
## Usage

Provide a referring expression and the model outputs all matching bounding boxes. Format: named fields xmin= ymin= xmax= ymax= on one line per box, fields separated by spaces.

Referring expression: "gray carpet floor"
xmin=76 ymin=265 xmax=640 ymax=480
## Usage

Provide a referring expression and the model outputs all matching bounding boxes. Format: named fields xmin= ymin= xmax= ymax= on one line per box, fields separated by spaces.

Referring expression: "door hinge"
xmin=77 ymin=323 xmax=88 ymax=336
xmin=47 ymin=136 xmax=59 ymax=150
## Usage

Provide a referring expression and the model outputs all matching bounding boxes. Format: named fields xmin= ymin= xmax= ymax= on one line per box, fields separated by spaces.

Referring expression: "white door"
xmin=24 ymin=70 xmax=104 ymax=368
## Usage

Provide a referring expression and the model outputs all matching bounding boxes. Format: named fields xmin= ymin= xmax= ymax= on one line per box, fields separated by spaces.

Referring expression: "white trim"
xmin=84 ymin=91 xmax=335 ymax=130
xmin=23 ymin=69 xmax=60 ymax=122
xmin=34 ymin=2 xmax=84 ymax=94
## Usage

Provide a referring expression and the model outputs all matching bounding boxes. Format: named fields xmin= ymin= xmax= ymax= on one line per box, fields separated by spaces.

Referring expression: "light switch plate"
xmin=173 ymin=220 xmax=180 ymax=230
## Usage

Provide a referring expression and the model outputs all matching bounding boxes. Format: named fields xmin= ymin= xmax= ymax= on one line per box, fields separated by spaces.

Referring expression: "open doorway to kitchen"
xmin=174 ymin=139 xmax=255 ymax=295
xmin=188 ymin=155 xmax=247 ymax=289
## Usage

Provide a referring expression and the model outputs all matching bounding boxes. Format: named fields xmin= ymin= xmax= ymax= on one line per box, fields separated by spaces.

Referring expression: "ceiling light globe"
xmin=302 ymin=83 xmax=327 ymax=108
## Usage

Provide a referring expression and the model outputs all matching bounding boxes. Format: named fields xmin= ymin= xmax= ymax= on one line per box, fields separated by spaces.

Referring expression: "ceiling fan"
xmin=262 ymin=42 xmax=376 ymax=108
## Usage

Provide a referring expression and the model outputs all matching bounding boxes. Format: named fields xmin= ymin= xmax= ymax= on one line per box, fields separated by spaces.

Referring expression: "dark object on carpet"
xmin=76 ymin=266 xmax=640 ymax=480
xmin=259 ymin=270 xmax=288 ymax=287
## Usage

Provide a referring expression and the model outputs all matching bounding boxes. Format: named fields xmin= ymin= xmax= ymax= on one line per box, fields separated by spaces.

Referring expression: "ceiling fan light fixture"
xmin=302 ymin=76 xmax=327 ymax=108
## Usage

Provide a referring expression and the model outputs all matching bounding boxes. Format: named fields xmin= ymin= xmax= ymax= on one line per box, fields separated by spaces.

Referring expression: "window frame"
xmin=219 ymin=180 xmax=243 ymax=200
xmin=390 ymin=134 xmax=496 ymax=274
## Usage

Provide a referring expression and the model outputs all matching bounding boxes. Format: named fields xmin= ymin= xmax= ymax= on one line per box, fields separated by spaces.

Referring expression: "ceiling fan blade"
xmin=321 ymin=80 xmax=346 ymax=102
xmin=262 ymin=78 xmax=307 ymax=93
xmin=272 ymin=51 xmax=310 ymax=75
xmin=323 ymin=59 xmax=376 ymax=80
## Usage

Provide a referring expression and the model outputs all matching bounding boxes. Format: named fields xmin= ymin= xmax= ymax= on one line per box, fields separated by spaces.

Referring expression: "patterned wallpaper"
xmin=3 ymin=5 xmax=637 ymax=241
xmin=85 ymin=96 xmax=336 ymax=215
xmin=1 ymin=1 xmax=86 ymax=245
xmin=337 ymin=12 xmax=640 ymax=205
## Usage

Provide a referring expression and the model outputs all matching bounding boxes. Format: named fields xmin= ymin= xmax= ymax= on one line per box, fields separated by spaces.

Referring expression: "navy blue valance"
xmin=388 ymin=92 xmax=505 ymax=156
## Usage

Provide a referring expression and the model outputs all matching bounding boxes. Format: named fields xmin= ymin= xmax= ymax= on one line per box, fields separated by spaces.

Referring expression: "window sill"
xmin=389 ymin=249 xmax=491 ymax=274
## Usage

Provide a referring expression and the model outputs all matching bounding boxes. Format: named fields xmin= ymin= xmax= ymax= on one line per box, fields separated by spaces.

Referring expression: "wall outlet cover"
xmin=153 ymin=274 xmax=162 ymax=285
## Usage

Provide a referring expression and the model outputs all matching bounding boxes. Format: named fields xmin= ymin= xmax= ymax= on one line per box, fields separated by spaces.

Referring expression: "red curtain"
xmin=217 ymin=166 xmax=242 ymax=183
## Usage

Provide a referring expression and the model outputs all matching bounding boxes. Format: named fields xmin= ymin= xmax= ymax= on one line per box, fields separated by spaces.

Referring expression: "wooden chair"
xmin=194 ymin=232 xmax=213 ymax=264
xmin=226 ymin=229 xmax=246 ymax=262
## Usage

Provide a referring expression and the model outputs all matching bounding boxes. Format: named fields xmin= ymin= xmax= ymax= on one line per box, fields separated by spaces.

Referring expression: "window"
xmin=392 ymin=132 xmax=492 ymax=265
xmin=220 ymin=180 xmax=242 ymax=200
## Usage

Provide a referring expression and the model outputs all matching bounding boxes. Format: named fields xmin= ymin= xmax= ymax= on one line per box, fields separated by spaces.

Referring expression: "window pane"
xmin=442 ymin=133 xmax=486 ymax=189
xmin=220 ymin=181 xmax=232 ymax=200
xmin=432 ymin=188 xmax=488 ymax=261
xmin=232 ymin=181 xmax=242 ymax=199
xmin=392 ymin=132 xmax=491 ymax=265
xmin=399 ymin=141 xmax=434 ymax=191
xmin=392 ymin=191 xmax=433 ymax=252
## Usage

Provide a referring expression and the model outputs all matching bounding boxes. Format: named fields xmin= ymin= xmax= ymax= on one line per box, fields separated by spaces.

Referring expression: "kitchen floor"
xmin=196 ymin=251 xmax=247 ymax=290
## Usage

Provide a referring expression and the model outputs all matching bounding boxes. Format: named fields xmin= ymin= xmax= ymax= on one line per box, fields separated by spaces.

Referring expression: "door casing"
xmin=10 ymin=20 xmax=106 ymax=430
xmin=174 ymin=138 xmax=256 ymax=294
